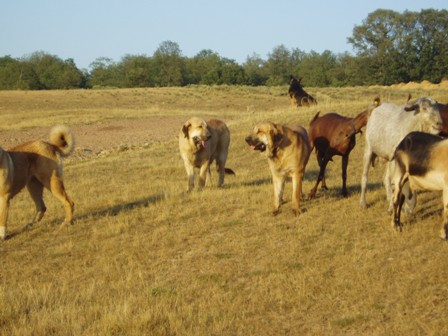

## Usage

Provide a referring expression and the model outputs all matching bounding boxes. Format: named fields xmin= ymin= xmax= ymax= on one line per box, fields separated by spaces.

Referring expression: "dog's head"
xmin=182 ymin=117 xmax=212 ymax=150
xmin=245 ymin=122 xmax=283 ymax=158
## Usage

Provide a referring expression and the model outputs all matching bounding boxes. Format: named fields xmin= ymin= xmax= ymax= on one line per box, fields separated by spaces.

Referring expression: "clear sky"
xmin=1 ymin=0 xmax=446 ymax=70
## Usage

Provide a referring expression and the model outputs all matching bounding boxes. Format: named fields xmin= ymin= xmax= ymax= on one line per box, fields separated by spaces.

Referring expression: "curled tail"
xmin=225 ymin=168 xmax=235 ymax=175
xmin=49 ymin=125 xmax=75 ymax=156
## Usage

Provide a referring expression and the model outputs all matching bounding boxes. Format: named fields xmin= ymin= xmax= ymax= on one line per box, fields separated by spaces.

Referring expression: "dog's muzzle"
xmin=193 ymin=135 xmax=211 ymax=148
xmin=245 ymin=136 xmax=266 ymax=152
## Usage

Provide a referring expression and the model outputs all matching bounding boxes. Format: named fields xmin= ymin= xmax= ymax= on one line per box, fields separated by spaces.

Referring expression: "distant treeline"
xmin=1 ymin=9 xmax=447 ymax=90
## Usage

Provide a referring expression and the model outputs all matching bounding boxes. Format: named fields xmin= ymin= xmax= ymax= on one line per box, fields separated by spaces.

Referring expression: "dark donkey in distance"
xmin=288 ymin=75 xmax=317 ymax=107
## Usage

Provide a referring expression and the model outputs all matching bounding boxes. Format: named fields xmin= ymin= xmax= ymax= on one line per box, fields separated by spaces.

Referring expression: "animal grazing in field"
xmin=245 ymin=121 xmax=311 ymax=215
xmin=392 ymin=131 xmax=448 ymax=239
xmin=288 ymin=75 xmax=317 ymax=107
xmin=0 ymin=125 xmax=75 ymax=240
xmin=179 ymin=117 xmax=234 ymax=192
xmin=308 ymin=98 xmax=379 ymax=199
xmin=359 ymin=97 xmax=443 ymax=213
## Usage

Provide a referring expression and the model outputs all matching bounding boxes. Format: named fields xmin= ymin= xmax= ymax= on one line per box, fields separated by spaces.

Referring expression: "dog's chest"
xmin=269 ymin=154 xmax=297 ymax=176
xmin=189 ymin=149 xmax=210 ymax=168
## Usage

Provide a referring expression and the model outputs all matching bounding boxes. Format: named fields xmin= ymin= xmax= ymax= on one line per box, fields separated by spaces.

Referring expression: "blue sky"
xmin=1 ymin=0 xmax=446 ymax=70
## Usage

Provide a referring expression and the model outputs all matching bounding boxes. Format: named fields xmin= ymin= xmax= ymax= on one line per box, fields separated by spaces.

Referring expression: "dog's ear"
xmin=182 ymin=122 xmax=191 ymax=138
xmin=266 ymin=123 xmax=281 ymax=158
xmin=269 ymin=123 xmax=278 ymax=137
xmin=270 ymin=123 xmax=282 ymax=143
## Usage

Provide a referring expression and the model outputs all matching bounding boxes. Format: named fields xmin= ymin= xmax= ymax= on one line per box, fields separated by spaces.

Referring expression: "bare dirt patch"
xmin=0 ymin=117 xmax=186 ymax=160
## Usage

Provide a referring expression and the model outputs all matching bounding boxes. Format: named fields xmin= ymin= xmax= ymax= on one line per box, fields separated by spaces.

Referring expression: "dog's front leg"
xmin=198 ymin=163 xmax=211 ymax=189
xmin=272 ymin=173 xmax=285 ymax=215
xmin=183 ymin=161 xmax=195 ymax=192
xmin=0 ymin=194 xmax=11 ymax=240
xmin=291 ymin=172 xmax=303 ymax=216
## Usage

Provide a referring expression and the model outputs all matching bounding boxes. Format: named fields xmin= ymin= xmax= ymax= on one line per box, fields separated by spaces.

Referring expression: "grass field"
xmin=1 ymin=83 xmax=448 ymax=335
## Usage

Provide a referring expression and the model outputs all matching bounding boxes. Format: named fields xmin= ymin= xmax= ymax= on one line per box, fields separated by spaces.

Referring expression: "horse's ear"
xmin=298 ymin=77 xmax=302 ymax=83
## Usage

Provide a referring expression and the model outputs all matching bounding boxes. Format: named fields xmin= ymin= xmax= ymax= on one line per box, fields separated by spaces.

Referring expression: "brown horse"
xmin=308 ymin=98 xmax=380 ymax=198
xmin=288 ymin=76 xmax=317 ymax=107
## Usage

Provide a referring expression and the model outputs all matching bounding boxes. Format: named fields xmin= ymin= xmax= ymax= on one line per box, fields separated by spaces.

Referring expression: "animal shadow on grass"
xmin=240 ymin=177 xmax=272 ymax=187
xmin=7 ymin=193 xmax=165 ymax=239
xmin=412 ymin=191 xmax=442 ymax=222
xmin=89 ymin=193 xmax=165 ymax=218
xmin=242 ymin=169 xmax=317 ymax=188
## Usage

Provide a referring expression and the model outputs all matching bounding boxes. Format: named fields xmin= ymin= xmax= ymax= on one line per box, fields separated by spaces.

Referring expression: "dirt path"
xmin=0 ymin=117 xmax=186 ymax=160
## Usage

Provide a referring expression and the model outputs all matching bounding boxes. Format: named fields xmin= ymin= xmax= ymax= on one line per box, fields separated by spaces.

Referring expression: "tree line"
xmin=1 ymin=9 xmax=447 ymax=90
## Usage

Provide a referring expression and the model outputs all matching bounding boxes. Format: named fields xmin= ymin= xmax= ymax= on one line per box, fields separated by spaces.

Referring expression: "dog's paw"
xmin=359 ymin=201 xmax=368 ymax=209
xmin=0 ymin=226 xmax=6 ymax=240
xmin=440 ymin=224 xmax=448 ymax=240
xmin=23 ymin=223 xmax=34 ymax=231
xmin=292 ymin=208 xmax=304 ymax=217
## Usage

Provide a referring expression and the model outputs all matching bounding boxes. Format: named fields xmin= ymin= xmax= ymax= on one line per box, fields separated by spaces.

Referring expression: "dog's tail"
xmin=49 ymin=125 xmax=75 ymax=156
xmin=225 ymin=168 xmax=235 ymax=175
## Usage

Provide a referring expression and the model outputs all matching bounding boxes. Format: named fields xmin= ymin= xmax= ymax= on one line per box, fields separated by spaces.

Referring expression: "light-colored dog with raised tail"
xmin=179 ymin=117 xmax=234 ymax=192
xmin=0 ymin=125 xmax=75 ymax=240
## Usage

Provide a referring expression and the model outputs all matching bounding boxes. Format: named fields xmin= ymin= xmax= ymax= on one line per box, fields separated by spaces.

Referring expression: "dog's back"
xmin=0 ymin=125 xmax=75 ymax=240
xmin=7 ymin=126 xmax=75 ymax=197
xmin=286 ymin=124 xmax=312 ymax=162
xmin=207 ymin=119 xmax=230 ymax=155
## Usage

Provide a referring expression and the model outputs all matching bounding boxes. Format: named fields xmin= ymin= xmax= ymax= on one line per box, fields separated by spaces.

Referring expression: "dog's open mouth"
xmin=245 ymin=136 xmax=266 ymax=152
xmin=193 ymin=136 xmax=209 ymax=148
xmin=251 ymin=142 xmax=266 ymax=152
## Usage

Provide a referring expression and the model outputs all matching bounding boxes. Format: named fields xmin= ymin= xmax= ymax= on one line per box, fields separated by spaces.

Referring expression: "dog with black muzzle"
xmin=245 ymin=121 xmax=311 ymax=215
xmin=179 ymin=117 xmax=234 ymax=192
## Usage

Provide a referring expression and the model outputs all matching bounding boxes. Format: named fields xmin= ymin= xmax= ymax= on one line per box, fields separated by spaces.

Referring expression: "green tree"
xmin=414 ymin=9 xmax=448 ymax=82
xmin=297 ymin=50 xmax=337 ymax=87
xmin=265 ymin=45 xmax=293 ymax=86
xmin=25 ymin=51 xmax=85 ymax=89
xmin=348 ymin=9 xmax=401 ymax=85
xmin=152 ymin=40 xmax=185 ymax=86
xmin=348 ymin=9 xmax=448 ymax=84
xmin=243 ymin=53 xmax=267 ymax=86
xmin=89 ymin=57 xmax=123 ymax=88
xmin=219 ymin=58 xmax=245 ymax=85
xmin=0 ymin=56 xmax=41 ymax=89
xmin=189 ymin=49 xmax=222 ymax=85
xmin=120 ymin=55 xmax=154 ymax=87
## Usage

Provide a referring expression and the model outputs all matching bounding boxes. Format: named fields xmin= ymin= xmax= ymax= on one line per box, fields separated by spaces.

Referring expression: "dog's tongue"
xmin=251 ymin=145 xmax=256 ymax=150
xmin=201 ymin=140 xmax=207 ymax=148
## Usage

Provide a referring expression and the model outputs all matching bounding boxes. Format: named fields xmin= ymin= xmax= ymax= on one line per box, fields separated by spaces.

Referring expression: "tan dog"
xmin=179 ymin=117 xmax=234 ymax=191
xmin=0 ymin=125 xmax=75 ymax=240
xmin=245 ymin=122 xmax=311 ymax=215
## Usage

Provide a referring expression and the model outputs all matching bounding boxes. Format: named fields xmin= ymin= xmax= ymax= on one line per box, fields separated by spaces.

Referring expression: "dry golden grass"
xmin=1 ymin=85 xmax=448 ymax=335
